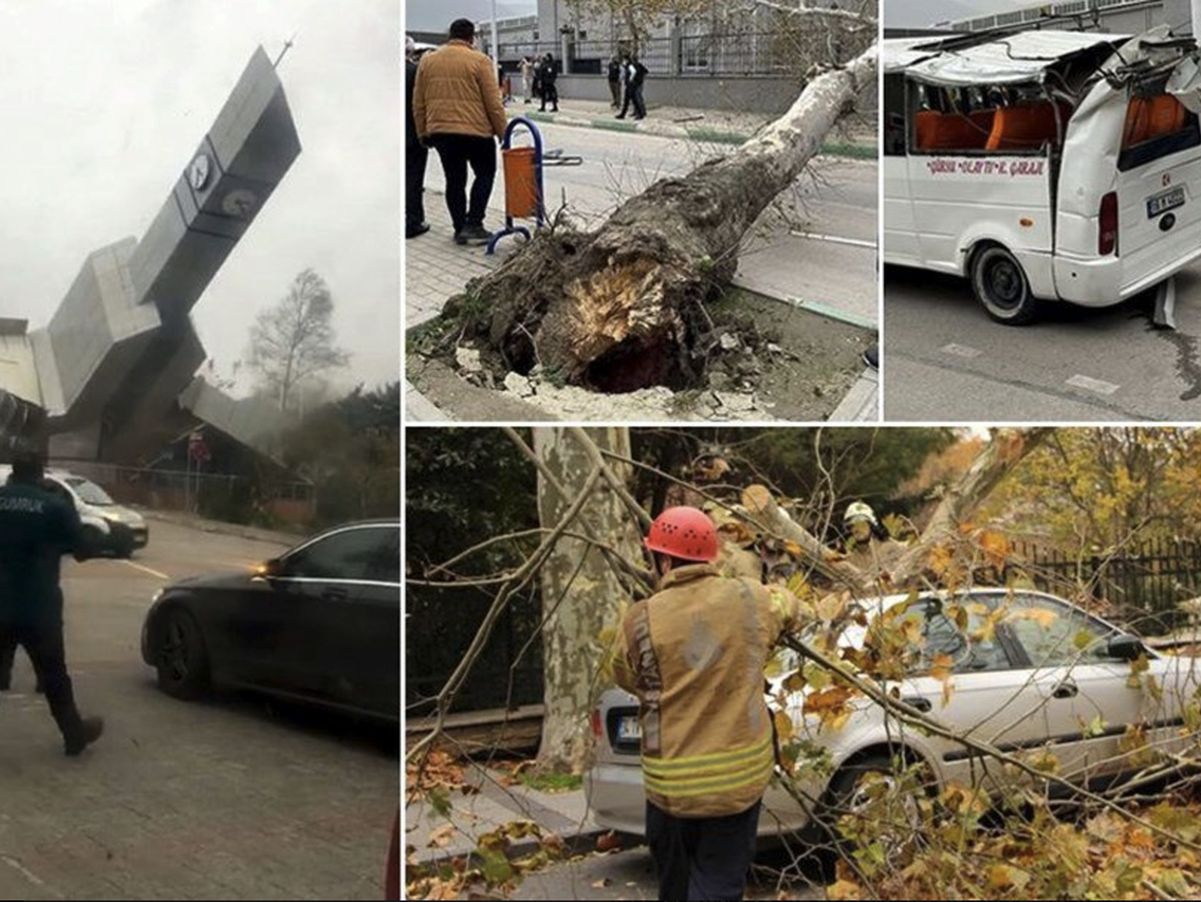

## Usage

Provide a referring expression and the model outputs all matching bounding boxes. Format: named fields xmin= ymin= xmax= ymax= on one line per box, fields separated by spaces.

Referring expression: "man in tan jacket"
xmin=412 ymin=19 xmax=508 ymax=245
xmin=613 ymin=506 xmax=805 ymax=902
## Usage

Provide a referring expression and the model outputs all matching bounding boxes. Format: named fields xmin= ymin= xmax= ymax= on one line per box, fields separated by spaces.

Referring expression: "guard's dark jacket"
xmin=0 ymin=482 xmax=83 ymax=626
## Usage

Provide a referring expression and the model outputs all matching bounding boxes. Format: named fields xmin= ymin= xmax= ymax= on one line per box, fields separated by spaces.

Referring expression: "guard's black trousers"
xmin=0 ymin=621 xmax=84 ymax=744
xmin=406 ymin=140 xmax=429 ymax=233
xmin=646 ymin=799 xmax=761 ymax=902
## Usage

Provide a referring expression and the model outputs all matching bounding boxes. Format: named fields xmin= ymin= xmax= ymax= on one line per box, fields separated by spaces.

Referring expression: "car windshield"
xmin=64 ymin=477 xmax=114 ymax=506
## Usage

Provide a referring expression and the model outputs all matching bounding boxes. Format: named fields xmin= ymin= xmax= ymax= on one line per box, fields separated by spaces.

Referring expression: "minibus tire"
xmin=970 ymin=245 xmax=1040 ymax=325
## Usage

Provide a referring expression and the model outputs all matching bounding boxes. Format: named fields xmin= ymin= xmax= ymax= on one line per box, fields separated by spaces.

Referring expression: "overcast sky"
xmin=406 ymin=0 xmax=536 ymax=32
xmin=0 ymin=0 xmax=398 ymax=398
xmin=885 ymin=0 xmax=1034 ymax=27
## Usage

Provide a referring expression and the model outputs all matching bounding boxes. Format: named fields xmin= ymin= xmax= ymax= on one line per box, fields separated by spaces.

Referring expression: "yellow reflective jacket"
xmin=613 ymin=563 xmax=804 ymax=819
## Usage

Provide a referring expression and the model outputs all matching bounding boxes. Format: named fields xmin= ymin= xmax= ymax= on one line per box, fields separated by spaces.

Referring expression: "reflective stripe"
xmin=641 ymin=735 xmax=772 ymax=774
xmin=643 ymin=758 xmax=775 ymax=799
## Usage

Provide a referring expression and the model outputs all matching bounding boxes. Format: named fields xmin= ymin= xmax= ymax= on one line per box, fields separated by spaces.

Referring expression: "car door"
xmin=321 ymin=524 xmax=400 ymax=718
xmin=1002 ymin=592 xmax=1144 ymax=781
xmin=226 ymin=524 xmax=388 ymax=700
xmin=892 ymin=594 xmax=1057 ymax=789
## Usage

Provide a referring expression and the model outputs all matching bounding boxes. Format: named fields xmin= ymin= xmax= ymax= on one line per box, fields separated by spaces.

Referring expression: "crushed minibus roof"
xmin=885 ymin=30 xmax=1127 ymax=85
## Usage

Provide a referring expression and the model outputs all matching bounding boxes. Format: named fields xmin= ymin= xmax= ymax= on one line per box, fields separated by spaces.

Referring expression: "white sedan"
xmin=586 ymin=588 xmax=1200 ymax=838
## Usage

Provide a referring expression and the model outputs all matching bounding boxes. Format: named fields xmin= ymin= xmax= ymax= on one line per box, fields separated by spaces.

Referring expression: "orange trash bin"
xmin=503 ymin=146 xmax=539 ymax=219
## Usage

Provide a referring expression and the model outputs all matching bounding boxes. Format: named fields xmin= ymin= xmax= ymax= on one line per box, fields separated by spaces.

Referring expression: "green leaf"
xmin=428 ymin=787 xmax=451 ymax=819
xmin=478 ymin=847 xmax=514 ymax=885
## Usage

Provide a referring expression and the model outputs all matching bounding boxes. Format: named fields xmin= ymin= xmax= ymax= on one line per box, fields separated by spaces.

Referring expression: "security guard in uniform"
xmin=613 ymin=506 xmax=805 ymax=902
xmin=0 ymin=452 xmax=103 ymax=755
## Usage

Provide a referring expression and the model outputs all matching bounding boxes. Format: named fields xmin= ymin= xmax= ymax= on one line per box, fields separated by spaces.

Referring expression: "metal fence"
xmin=1009 ymin=538 xmax=1201 ymax=634
xmin=58 ymin=461 xmax=315 ymax=526
xmin=498 ymin=27 xmax=870 ymax=78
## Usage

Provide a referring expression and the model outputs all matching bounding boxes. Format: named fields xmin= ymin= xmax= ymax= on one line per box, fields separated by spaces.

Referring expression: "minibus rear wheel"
xmin=970 ymin=244 xmax=1040 ymax=325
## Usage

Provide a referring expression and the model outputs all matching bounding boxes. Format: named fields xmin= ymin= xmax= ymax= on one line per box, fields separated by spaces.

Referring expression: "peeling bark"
xmin=533 ymin=427 xmax=643 ymax=773
xmin=440 ymin=45 xmax=877 ymax=391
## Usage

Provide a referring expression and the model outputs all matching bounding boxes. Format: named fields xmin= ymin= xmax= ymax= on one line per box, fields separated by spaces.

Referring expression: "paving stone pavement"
xmin=0 ymin=520 xmax=398 ymax=900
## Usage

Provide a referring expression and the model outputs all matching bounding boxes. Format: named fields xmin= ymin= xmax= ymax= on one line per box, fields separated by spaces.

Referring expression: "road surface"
xmin=884 ymin=264 xmax=1201 ymax=421
xmin=0 ymin=519 xmax=397 ymax=900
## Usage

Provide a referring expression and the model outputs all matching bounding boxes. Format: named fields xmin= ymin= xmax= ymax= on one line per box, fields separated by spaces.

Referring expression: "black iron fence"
xmin=1009 ymin=538 xmax=1201 ymax=635
xmin=497 ymin=27 xmax=871 ymax=79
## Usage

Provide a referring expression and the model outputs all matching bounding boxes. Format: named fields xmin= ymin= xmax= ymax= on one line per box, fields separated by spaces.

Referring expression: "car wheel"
xmin=155 ymin=607 xmax=209 ymax=700
xmin=970 ymin=244 xmax=1040 ymax=325
xmin=820 ymin=752 xmax=928 ymax=857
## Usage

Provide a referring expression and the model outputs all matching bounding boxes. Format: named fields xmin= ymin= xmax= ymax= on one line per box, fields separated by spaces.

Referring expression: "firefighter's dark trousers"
xmin=646 ymin=799 xmax=761 ymax=902
xmin=0 ymin=620 xmax=84 ymax=744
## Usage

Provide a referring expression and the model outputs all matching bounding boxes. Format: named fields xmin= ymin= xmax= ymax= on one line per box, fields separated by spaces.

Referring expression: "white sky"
xmin=406 ymin=0 xmax=536 ymax=32
xmin=884 ymin=0 xmax=1033 ymax=27
xmin=0 ymin=0 xmax=399 ymax=397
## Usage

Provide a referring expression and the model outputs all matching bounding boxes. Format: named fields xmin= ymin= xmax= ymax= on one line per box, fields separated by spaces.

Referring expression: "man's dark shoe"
xmin=406 ymin=222 xmax=430 ymax=239
xmin=64 ymin=717 xmax=104 ymax=757
xmin=615 ymin=114 xmax=626 ymax=119
xmin=453 ymin=231 xmax=468 ymax=246
xmin=863 ymin=345 xmax=879 ymax=370
xmin=459 ymin=225 xmax=492 ymax=246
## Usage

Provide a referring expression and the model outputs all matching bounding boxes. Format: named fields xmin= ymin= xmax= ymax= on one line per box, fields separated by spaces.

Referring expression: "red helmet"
xmin=645 ymin=506 xmax=718 ymax=562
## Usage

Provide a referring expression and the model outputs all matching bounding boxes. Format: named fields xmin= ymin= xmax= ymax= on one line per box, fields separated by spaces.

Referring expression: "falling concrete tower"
xmin=8 ymin=45 xmax=301 ymax=462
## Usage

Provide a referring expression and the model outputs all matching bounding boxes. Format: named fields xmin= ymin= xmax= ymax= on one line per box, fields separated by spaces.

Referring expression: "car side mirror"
xmin=1106 ymin=635 xmax=1145 ymax=661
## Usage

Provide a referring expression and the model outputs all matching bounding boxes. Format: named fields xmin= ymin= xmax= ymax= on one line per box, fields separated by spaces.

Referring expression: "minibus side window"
xmin=1118 ymin=93 xmax=1201 ymax=171
xmin=884 ymin=73 xmax=906 ymax=156
xmin=909 ymin=80 xmax=1065 ymax=155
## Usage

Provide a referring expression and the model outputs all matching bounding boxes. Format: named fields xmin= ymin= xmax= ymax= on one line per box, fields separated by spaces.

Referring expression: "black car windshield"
xmin=63 ymin=477 xmax=114 ymax=506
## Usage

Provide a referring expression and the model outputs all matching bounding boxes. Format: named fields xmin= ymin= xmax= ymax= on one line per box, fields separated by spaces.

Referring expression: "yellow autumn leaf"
xmin=827 ymin=879 xmax=862 ymax=901
xmin=773 ymin=709 xmax=794 ymax=742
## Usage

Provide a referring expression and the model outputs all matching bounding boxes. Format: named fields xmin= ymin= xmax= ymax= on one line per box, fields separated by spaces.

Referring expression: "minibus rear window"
xmin=1119 ymin=94 xmax=1201 ymax=171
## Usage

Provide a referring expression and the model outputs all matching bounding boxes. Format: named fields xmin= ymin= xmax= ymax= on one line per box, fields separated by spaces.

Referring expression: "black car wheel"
xmin=970 ymin=244 xmax=1040 ymax=325
xmin=155 ymin=608 xmax=209 ymax=700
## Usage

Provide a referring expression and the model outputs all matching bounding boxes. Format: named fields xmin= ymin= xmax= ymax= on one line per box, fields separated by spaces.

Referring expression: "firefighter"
xmin=842 ymin=500 xmax=907 ymax=580
xmin=0 ymin=452 xmax=103 ymax=755
xmin=613 ymin=506 xmax=804 ymax=902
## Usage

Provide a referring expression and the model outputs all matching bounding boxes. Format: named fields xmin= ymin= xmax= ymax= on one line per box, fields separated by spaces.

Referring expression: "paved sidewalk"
xmin=138 ymin=508 xmax=305 ymax=546
xmin=406 ymin=763 xmax=599 ymax=865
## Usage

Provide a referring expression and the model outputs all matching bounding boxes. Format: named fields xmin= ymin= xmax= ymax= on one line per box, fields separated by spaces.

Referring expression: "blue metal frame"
xmin=486 ymin=117 xmax=546 ymax=256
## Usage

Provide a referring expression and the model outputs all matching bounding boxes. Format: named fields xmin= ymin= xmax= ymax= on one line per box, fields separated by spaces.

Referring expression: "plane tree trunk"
xmin=440 ymin=46 xmax=877 ymax=393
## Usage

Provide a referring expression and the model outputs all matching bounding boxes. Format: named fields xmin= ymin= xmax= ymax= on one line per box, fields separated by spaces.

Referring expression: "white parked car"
xmin=586 ymin=588 xmax=1200 ymax=838
xmin=883 ymin=27 xmax=1201 ymax=324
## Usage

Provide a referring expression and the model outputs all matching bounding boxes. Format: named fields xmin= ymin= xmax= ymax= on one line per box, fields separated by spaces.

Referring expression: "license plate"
xmin=617 ymin=715 xmax=641 ymax=742
xmin=1147 ymin=186 xmax=1185 ymax=218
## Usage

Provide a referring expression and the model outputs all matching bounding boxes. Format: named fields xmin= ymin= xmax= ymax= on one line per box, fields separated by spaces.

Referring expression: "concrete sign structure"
xmin=0 ymin=46 xmax=300 ymax=463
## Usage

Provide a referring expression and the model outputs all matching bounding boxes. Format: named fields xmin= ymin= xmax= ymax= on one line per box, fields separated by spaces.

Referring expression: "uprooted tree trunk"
xmin=441 ymin=45 xmax=877 ymax=393
xmin=736 ymin=428 xmax=1053 ymax=594
xmin=532 ymin=427 xmax=643 ymax=774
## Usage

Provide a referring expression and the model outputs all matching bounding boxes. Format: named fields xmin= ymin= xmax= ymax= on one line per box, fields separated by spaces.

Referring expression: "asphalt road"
xmin=884 ymin=263 xmax=1201 ymax=421
xmin=417 ymin=118 xmax=878 ymax=326
xmin=0 ymin=520 xmax=398 ymax=900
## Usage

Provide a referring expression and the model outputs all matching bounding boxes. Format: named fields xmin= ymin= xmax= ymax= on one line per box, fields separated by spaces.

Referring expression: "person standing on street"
xmin=405 ymin=35 xmax=430 ymax=240
xmin=611 ymin=506 xmax=805 ymax=902
xmin=520 ymin=55 xmax=534 ymax=104
xmin=607 ymin=54 xmax=623 ymax=108
xmin=628 ymin=53 xmax=648 ymax=120
xmin=412 ymin=19 xmax=508 ymax=246
xmin=532 ymin=56 xmax=543 ymax=103
xmin=0 ymin=452 xmax=103 ymax=757
xmin=539 ymin=52 xmax=559 ymax=112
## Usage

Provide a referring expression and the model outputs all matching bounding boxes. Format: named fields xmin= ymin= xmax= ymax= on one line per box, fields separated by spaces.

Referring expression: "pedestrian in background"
xmin=412 ymin=18 xmax=508 ymax=246
xmin=607 ymin=54 xmax=623 ymax=108
xmin=628 ymin=53 xmax=648 ymax=120
xmin=405 ymin=35 xmax=430 ymax=239
xmin=539 ymin=52 xmax=559 ymax=112
xmin=532 ymin=55 xmax=543 ymax=102
xmin=520 ymin=55 xmax=534 ymax=104
xmin=0 ymin=452 xmax=103 ymax=757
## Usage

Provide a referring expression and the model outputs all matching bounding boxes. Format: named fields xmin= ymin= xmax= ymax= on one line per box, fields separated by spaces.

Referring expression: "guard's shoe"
xmin=459 ymin=225 xmax=492 ymax=246
xmin=863 ymin=345 xmax=879 ymax=370
xmin=406 ymin=222 xmax=430 ymax=239
xmin=64 ymin=717 xmax=104 ymax=757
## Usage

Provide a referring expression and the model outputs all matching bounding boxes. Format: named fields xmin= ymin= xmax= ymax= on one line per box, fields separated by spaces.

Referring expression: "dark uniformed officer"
xmin=0 ymin=452 xmax=103 ymax=755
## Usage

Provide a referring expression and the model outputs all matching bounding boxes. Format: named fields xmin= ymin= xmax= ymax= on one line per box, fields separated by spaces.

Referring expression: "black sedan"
xmin=141 ymin=520 xmax=399 ymax=722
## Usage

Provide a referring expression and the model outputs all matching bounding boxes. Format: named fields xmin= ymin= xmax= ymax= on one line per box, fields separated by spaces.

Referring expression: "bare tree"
xmin=245 ymin=269 xmax=349 ymax=412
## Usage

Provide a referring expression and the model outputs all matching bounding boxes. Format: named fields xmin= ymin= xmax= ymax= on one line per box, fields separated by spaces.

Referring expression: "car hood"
xmin=165 ymin=571 xmax=256 ymax=593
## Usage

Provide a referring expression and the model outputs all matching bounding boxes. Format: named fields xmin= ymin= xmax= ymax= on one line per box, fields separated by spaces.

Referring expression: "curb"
xmin=138 ymin=509 xmax=302 ymax=546
xmin=524 ymin=111 xmax=874 ymax=159
xmin=408 ymin=827 xmax=619 ymax=870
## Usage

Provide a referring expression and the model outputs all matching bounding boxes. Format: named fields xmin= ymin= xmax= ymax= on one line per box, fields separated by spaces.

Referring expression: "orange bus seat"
xmin=1147 ymin=95 xmax=1186 ymax=141
xmin=985 ymin=102 xmax=1067 ymax=151
xmin=915 ymin=109 xmax=995 ymax=151
xmin=1124 ymin=96 xmax=1152 ymax=147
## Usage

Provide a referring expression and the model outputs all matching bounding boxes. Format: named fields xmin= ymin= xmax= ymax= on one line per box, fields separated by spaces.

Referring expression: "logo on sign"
xmin=1164 ymin=173 xmax=1172 ymax=187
